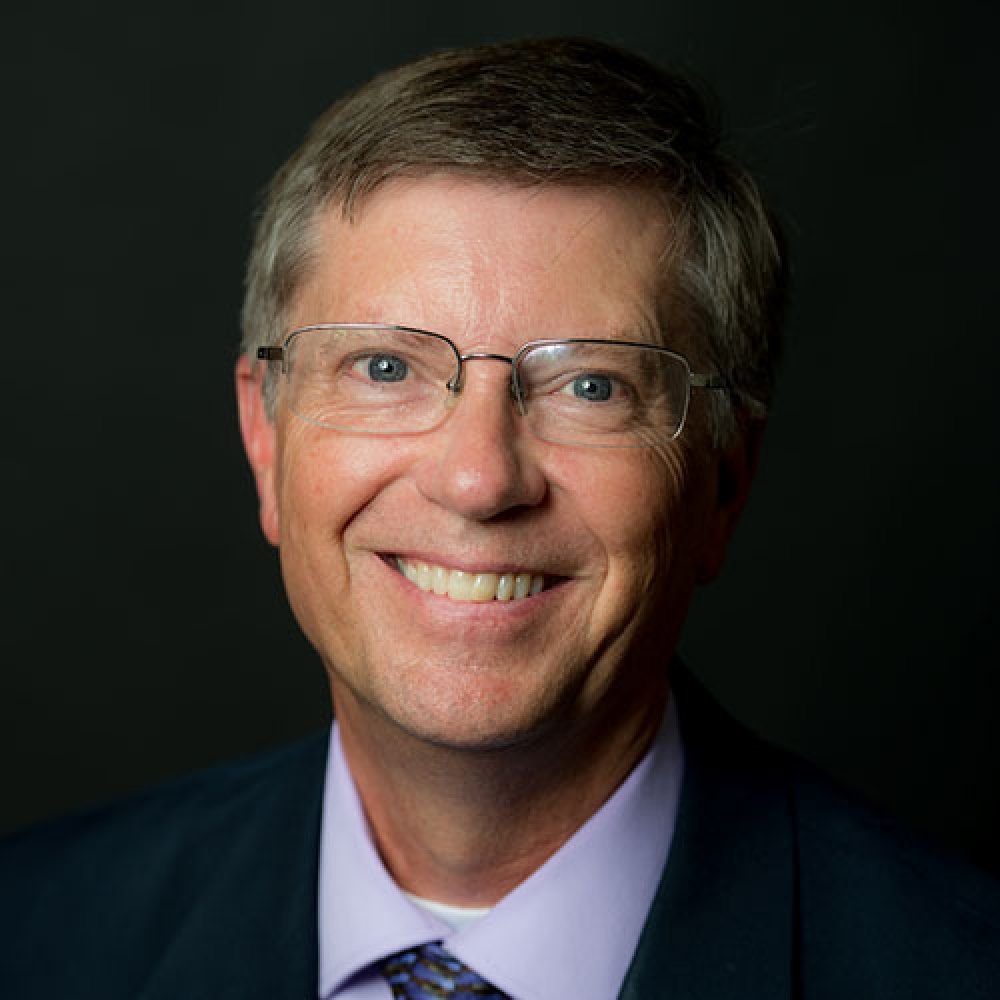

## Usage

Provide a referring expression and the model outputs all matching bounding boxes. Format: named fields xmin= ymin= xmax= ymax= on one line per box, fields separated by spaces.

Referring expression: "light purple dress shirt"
xmin=318 ymin=701 xmax=684 ymax=1000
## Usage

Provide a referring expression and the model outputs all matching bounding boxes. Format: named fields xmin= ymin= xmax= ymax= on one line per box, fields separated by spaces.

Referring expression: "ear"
xmin=235 ymin=353 xmax=281 ymax=546
xmin=696 ymin=415 xmax=766 ymax=584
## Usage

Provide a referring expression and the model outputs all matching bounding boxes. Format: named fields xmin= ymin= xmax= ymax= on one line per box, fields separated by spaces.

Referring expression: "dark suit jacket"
xmin=2 ymin=671 xmax=998 ymax=998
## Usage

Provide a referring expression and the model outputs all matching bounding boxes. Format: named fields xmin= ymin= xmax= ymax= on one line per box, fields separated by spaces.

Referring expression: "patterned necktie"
xmin=381 ymin=941 xmax=510 ymax=999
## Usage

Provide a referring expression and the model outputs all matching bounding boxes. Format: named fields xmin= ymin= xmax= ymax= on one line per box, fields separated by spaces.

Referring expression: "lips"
xmin=395 ymin=556 xmax=546 ymax=602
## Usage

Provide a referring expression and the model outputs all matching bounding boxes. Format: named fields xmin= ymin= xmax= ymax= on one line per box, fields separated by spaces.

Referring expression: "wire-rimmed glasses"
xmin=257 ymin=324 xmax=728 ymax=447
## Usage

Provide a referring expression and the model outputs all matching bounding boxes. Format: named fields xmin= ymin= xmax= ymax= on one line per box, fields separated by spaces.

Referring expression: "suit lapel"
xmin=618 ymin=670 xmax=798 ymax=1000
xmin=136 ymin=732 xmax=328 ymax=1000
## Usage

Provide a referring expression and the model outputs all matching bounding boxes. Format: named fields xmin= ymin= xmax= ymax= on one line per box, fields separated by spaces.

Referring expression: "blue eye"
xmin=368 ymin=354 xmax=408 ymax=382
xmin=572 ymin=374 xmax=613 ymax=402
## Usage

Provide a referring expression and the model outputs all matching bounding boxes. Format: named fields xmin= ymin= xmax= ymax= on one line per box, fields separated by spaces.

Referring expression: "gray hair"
xmin=241 ymin=37 xmax=787 ymax=446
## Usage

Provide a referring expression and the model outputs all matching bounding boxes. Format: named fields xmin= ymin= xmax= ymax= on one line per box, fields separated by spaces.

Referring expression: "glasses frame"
xmin=257 ymin=323 xmax=729 ymax=444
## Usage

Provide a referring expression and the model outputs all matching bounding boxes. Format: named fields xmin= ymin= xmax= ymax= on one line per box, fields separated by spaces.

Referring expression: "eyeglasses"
xmin=257 ymin=324 xmax=728 ymax=448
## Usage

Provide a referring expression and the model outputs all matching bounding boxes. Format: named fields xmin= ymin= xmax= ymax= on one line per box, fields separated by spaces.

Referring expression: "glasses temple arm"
xmin=690 ymin=373 xmax=729 ymax=389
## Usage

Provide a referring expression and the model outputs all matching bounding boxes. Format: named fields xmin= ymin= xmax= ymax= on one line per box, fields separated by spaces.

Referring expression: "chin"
xmin=343 ymin=656 xmax=571 ymax=753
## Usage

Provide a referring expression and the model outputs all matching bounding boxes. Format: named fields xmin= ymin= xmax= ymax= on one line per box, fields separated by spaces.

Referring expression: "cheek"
xmin=274 ymin=435 xmax=367 ymax=609
xmin=273 ymin=432 xmax=412 ymax=648
xmin=645 ymin=445 xmax=713 ymax=583
xmin=571 ymin=445 xmax=706 ymax=605
xmin=276 ymin=430 xmax=409 ymax=536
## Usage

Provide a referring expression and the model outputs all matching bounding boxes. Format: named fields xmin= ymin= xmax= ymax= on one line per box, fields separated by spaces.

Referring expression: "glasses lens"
xmin=516 ymin=341 xmax=691 ymax=446
xmin=283 ymin=327 xmax=458 ymax=434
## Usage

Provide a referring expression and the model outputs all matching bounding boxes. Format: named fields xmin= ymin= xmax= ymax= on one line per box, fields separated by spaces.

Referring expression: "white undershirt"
xmin=402 ymin=893 xmax=492 ymax=933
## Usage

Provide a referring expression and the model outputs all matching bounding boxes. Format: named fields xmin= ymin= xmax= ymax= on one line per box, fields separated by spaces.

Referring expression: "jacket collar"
xmin=618 ymin=668 xmax=798 ymax=999
xmin=137 ymin=732 xmax=328 ymax=1000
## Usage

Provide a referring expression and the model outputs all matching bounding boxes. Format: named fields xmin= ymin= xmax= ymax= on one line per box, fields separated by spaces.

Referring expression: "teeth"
xmin=396 ymin=558 xmax=546 ymax=602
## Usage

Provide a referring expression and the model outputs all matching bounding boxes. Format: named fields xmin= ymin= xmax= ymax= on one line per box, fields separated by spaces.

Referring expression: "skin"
xmin=237 ymin=175 xmax=759 ymax=904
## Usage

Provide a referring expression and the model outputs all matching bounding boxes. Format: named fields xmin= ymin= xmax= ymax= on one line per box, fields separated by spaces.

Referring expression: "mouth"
xmin=390 ymin=555 xmax=552 ymax=603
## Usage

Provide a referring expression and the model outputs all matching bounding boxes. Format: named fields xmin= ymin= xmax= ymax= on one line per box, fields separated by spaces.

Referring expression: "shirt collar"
xmin=318 ymin=732 xmax=449 ymax=995
xmin=319 ymin=702 xmax=684 ymax=1000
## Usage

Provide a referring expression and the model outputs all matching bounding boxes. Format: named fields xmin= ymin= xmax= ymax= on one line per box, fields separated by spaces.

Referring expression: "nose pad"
xmin=508 ymin=372 xmax=528 ymax=415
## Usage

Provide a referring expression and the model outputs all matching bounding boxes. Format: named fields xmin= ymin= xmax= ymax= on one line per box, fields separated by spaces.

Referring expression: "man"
xmin=2 ymin=37 xmax=997 ymax=999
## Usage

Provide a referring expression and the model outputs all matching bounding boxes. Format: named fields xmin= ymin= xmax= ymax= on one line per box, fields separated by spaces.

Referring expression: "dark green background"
xmin=3 ymin=1 xmax=998 ymax=873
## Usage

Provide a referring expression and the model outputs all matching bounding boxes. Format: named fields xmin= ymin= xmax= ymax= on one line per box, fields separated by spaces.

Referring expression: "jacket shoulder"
xmin=0 ymin=731 xmax=329 ymax=997
xmin=667 ymin=668 xmax=1000 ymax=998
xmin=1 ymin=730 xmax=329 ymax=886
xmin=792 ymin=766 xmax=1000 ymax=998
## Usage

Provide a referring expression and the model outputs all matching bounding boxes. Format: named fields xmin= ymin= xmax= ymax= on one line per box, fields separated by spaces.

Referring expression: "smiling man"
xmin=3 ymin=37 xmax=998 ymax=1000
xmin=239 ymin=174 xmax=734 ymax=921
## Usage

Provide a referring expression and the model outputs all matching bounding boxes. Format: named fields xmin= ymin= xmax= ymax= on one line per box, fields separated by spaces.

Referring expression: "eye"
xmin=570 ymin=373 xmax=614 ymax=402
xmin=362 ymin=354 xmax=409 ymax=382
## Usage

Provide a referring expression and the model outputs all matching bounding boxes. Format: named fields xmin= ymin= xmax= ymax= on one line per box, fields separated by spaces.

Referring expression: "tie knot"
xmin=380 ymin=942 xmax=509 ymax=998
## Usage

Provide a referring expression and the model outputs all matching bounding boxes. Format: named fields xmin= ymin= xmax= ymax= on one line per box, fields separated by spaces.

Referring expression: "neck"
xmin=332 ymin=679 xmax=667 ymax=906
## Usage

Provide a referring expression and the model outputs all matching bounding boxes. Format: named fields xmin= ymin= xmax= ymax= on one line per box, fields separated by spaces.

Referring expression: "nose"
xmin=414 ymin=360 xmax=548 ymax=521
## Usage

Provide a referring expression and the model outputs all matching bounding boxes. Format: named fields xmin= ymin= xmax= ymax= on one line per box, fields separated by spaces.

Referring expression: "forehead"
xmin=291 ymin=175 xmax=676 ymax=346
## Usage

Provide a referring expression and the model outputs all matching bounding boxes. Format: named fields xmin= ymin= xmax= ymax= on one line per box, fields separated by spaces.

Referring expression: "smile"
xmin=394 ymin=557 xmax=546 ymax=602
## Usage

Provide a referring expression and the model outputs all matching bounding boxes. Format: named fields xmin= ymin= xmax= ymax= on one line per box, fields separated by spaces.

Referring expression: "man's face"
xmin=238 ymin=176 xmax=750 ymax=751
